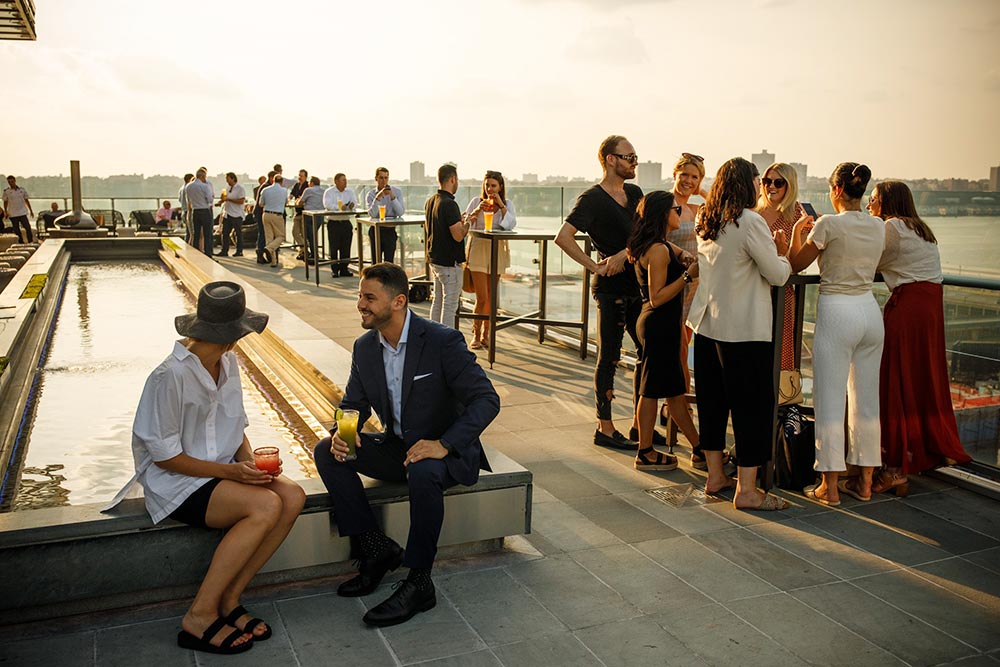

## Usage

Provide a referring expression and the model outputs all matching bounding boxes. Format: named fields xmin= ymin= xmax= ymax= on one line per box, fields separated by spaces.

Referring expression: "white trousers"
xmin=430 ymin=263 xmax=462 ymax=329
xmin=813 ymin=293 xmax=884 ymax=471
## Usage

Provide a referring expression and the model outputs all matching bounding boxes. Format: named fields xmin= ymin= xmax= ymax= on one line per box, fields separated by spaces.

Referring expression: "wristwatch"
xmin=682 ymin=271 xmax=693 ymax=284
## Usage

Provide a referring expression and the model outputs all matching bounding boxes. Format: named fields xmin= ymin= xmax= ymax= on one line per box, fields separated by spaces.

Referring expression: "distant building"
xmin=409 ymin=161 xmax=426 ymax=184
xmin=990 ymin=165 xmax=1000 ymax=192
xmin=789 ymin=162 xmax=808 ymax=185
xmin=752 ymin=149 xmax=775 ymax=175
xmin=637 ymin=161 xmax=663 ymax=191
xmin=521 ymin=173 xmax=539 ymax=184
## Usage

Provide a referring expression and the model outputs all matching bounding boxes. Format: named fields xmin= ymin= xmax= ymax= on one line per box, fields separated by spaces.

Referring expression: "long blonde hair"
xmin=755 ymin=162 xmax=799 ymax=217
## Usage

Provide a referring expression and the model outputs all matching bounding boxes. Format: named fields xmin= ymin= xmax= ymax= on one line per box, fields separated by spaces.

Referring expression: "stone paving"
xmin=3 ymin=254 xmax=1000 ymax=666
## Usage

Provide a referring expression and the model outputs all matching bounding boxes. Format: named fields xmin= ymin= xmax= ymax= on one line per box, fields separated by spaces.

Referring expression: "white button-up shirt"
xmin=105 ymin=341 xmax=248 ymax=523
xmin=378 ymin=310 xmax=410 ymax=439
xmin=223 ymin=183 xmax=246 ymax=219
xmin=366 ymin=185 xmax=405 ymax=218
xmin=323 ymin=186 xmax=358 ymax=211
xmin=2 ymin=186 xmax=30 ymax=217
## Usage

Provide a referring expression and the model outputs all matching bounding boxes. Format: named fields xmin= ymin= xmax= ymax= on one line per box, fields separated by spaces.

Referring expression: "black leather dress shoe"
xmin=629 ymin=427 xmax=668 ymax=447
xmin=337 ymin=541 xmax=403 ymax=597
xmin=593 ymin=429 xmax=638 ymax=450
xmin=362 ymin=579 xmax=436 ymax=627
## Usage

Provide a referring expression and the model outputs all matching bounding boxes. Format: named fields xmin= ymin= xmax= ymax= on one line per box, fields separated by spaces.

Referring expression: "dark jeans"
xmin=594 ymin=292 xmax=642 ymax=421
xmin=313 ymin=433 xmax=458 ymax=569
xmin=368 ymin=226 xmax=397 ymax=264
xmin=191 ymin=208 xmax=213 ymax=257
xmin=254 ymin=208 xmax=265 ymax=254
xmin=9 ymin=215 xmax=32 ymax=243
xmin=221 ymin=215 xmax=244 ymax=255
xmin=328 ymin=220 xmax=354 ymax=275
xmin=693 ymin=334 xmax=775 ymax=467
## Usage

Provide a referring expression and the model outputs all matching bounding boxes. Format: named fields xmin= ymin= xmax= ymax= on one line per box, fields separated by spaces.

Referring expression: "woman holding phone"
xmin=464 ymin=170 xmax=517 ymax=349
xmin=789 ymin=163 xmax=884 ymax=505
xmin=106 ymin=282 xmax=305 ymax=654
xmin=627 ymin=191 xmax=700 ymax=471
xmin=871 ymin=181 xmax=971 ymax=495
xmin=755 ymin=163 xmax=807 ymax=371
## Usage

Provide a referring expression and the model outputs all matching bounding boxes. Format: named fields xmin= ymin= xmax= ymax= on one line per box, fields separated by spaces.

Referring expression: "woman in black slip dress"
xmin=627 ymin=191 xmax=702 ymax=471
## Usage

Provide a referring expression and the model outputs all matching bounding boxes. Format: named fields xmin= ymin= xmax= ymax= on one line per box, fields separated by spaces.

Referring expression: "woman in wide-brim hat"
xmin=109 ymin=281 xmax=305 ymax=655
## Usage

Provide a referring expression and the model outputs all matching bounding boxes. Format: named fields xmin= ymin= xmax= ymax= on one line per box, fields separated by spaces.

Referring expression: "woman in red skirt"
xmin=871 ymin=181 xmax=971 ymax=496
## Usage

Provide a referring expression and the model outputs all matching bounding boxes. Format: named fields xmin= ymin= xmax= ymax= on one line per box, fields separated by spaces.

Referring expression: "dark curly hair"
xmin=627 ymin=191 xmax=676 ymax=262
xmin=696 ymin=157 xmax=757 ymax=241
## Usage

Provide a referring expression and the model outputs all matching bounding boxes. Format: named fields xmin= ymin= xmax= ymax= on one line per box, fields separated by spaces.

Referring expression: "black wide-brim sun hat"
xmin=175 ymin=281 xmax=269 ymax=344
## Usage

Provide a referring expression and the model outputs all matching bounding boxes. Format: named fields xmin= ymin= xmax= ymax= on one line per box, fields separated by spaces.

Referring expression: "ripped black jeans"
xmin=594 ymin=293 xmax=642 ymax=420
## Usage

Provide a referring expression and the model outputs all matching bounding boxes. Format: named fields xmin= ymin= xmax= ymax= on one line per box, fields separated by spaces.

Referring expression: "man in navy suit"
xmin=314 ymin=263 xmax=500 ymax=627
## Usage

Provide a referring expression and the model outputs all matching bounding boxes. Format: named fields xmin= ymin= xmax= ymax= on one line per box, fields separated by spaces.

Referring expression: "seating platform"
xmin=0 ymin=445 xmax=531 ymax=624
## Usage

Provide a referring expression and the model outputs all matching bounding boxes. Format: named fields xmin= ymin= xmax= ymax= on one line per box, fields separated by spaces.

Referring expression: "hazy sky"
xmin=3 ymin=0 xmax=999 ymax=182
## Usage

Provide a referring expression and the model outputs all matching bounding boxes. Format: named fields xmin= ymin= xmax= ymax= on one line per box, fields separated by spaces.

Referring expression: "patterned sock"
xmin=406 ymin=568 xmax=433 ymax=590
xmin=358 ymin=529 xmax=391 ymax=559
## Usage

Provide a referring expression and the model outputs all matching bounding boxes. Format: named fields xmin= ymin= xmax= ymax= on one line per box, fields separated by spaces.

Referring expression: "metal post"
xmin=538 ymin=240 xmax=548 ymax=343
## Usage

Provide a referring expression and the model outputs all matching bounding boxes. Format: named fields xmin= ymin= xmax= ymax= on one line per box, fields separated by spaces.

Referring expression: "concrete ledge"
xmin=0 ymin=446 xmax=531 ymax=623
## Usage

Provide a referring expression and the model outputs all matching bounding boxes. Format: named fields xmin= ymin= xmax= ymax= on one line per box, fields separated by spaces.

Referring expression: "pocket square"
xmin=414 ymin=373 xmax=432 ymax=381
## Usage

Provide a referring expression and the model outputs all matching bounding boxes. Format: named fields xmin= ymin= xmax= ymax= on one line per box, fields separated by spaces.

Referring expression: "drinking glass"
xmin=337 ymin=409 xmax=360 ymax=461
xmin=484 ymin=211 xmax=494 ymax=232
xmin=378 ymin=204 xmax=386 ymax=221
xmin=253 ymin=446 xmax=281 ymax=473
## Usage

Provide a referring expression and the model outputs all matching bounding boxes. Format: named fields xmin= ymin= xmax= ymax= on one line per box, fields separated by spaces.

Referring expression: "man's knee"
xmin=407 ymin=460 xmax=447 ymax=491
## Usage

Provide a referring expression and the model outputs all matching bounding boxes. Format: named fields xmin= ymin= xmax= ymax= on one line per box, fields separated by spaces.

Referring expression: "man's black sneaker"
xmin=629 ymin=428 xmax=668 ymax=447
xmin=593 ymin=430 xmax=638 ymax=450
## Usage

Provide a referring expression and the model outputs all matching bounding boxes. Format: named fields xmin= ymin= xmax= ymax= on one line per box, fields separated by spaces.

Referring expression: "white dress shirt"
xmin=377 ymin=310 xmax=411 ymax=439
xmin=366 ymin=185 xmax=405 ymax=218
xmin=687 ymin=208 xmax=792 ymax=342
xmin=877 ymin=217 xmax=943 ymax=291
xmin=223 ymin=183 xmax=246 ymax=219
xmin=2 ymin=186 xmax=31 ymax=217
xmin=104 ymin=342 xmax=249 ymax=523
xmin=185 ymin=180 xmax=215 ymax=210
xmin=259 ymin=183 xmax=289 ymax=213
xmin=323 ymin=186 xmax=359 ymax=211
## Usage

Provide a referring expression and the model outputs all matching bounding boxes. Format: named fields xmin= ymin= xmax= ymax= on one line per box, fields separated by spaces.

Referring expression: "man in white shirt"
xmin=219 ymin=172 xmax=247 ymax=257
xmin=324 ymin=173 xmax=358 ymax=277
xmin=365 ymin=167 xmax=405 ymax=264
xmin=258 ymin=170 xmax=289 ymax=268
xmin=186 ymin=167 xmax=215 ymax=256
xmin=3 ymin=175 xmax=35 ymax=242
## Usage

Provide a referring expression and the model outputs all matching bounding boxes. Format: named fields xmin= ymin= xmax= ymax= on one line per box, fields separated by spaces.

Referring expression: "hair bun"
xmin=851 ymin=164 xmax=871 ymax=182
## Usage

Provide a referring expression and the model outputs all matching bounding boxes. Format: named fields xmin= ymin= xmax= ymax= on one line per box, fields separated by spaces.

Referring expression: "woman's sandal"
xmin=177 ymin=617 xmax=253 ymax=655
xmin=224 ymin=605 xmax=272 ymax=641
xmin=634 ymin=447 xmax=678 ymax=471
xmin=804 ymin=483 xmax=841 ymax=507
xmin=871 ymin=473 xmax=910 ymax=497
xmin=690 ymin=447 xmax=732 ymax=471
xmin=470 ymin=339 xmax=483 ymax=350
xmin=837 ymin=478 xmax=872 ymax=502
xmin=737 ymin=493 xmax=789 ymax=511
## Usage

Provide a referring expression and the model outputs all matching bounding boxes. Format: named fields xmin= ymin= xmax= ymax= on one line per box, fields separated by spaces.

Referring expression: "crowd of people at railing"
xmin=31 ymin=132 xmax=967 ymax=654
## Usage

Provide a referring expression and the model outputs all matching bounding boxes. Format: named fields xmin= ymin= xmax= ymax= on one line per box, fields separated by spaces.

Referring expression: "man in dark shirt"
xmin=556 ymin=135 xmax=658 ymax=452
xmin=290 ymin=169 xmax=312 ymax=261
xmin=252 ymin=175 xmax=268 ymax=263
xmin=425 ymin=163 xmax=468 ymax=329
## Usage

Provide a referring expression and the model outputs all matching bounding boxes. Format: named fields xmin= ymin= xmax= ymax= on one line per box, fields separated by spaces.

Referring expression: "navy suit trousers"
xmin=314 ymin=433 xmax=458 ymax=570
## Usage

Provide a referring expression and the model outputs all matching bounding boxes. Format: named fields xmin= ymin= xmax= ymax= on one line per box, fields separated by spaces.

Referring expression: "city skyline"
xmin=2 ymin=0 xmax=999 ymax=181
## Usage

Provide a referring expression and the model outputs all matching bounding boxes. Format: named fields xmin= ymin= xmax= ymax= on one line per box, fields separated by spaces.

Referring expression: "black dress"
xmin=636 ymin=242 xmax=686 ymax=399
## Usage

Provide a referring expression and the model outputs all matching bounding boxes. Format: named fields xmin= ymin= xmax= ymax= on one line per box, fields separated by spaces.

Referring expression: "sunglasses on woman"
xmin=762 ymin=177 xmax=787 ymax=189
xmin=681 ymin=152 xmax=704 ymax=162
xmin=671 ymin=205 xmax=683 ymax=216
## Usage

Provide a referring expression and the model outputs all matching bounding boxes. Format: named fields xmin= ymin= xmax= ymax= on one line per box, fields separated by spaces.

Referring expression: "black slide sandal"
xmin=225 ymin=604 xmax=272 ymax=641
xmin=177 ymin=617 xmax=252 ymax=655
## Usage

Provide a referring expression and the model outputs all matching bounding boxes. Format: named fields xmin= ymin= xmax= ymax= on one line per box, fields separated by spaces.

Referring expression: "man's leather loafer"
xmin=337 ymin=541 xmax=403 ymax=597
xmin=362 ymin=579 xmax=436 ymax=627
xmin=593 ymin=429 xmax=638 ymax=450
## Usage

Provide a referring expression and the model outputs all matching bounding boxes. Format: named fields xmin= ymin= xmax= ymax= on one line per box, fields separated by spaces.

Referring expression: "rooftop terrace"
xmin=2 ymin=253 xmax=999 ymax=667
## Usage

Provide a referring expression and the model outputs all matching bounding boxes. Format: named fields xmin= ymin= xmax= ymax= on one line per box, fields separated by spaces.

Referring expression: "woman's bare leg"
xmin=180 ymin=481 xmax=282 ymax=647
xmin=664 ymin=394 xmax=698 ymax=447
xmin=219 ymin=476 xmax=306 ymax=634
xmin=471 ymin=271 xmax=490 ymax=342
xmin=704 ymin=451 xmax=731 ymax=494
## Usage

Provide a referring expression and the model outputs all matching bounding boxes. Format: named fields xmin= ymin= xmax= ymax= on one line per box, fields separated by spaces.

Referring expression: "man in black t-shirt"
xmin=557 ymin=135 xmax=666 ymax=452
xmin=425 ymin=163 xmax=469 ymax=329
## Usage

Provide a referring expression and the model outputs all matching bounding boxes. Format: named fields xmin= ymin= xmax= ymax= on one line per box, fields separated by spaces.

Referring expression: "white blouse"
xmin=687 ymin=208 xmax=792 ymax=342
xmin=104 ymin=341 xmax=248 ymax=523
xmin=464 ymin=197 xmax=516 ymax=231
xmin=877 ymin=217 xmax=943 ymax=291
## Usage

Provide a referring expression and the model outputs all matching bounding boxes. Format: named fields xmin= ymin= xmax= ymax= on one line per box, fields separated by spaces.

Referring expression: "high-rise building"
xmin=637 ymin=161 xmax=662 ymax=191
xmin=752 ymin=149 xmax=775 ymax=175
xmin=409 ymin=161 xmax=425 ymax=184
xmin=990 ymin=165 xmax=1000 ymax=192
xmin=521 ymin=173 xmax=539 ymax=184
xmin=789 ymin=162 xmax=808 ymax=185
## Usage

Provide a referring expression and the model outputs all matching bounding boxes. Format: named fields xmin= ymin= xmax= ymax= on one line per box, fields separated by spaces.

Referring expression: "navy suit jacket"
xmin=341 ymin=312 xmax=499 ymax=486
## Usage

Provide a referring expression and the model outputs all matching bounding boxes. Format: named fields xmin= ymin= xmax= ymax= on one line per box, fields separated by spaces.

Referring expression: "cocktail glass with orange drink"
xmin=336 ymin=408 xmax=360 ymax=461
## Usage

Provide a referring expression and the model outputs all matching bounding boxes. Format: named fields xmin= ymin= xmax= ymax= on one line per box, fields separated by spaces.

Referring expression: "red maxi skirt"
xmin=879 ymin=281 xmax=971 ymax=473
